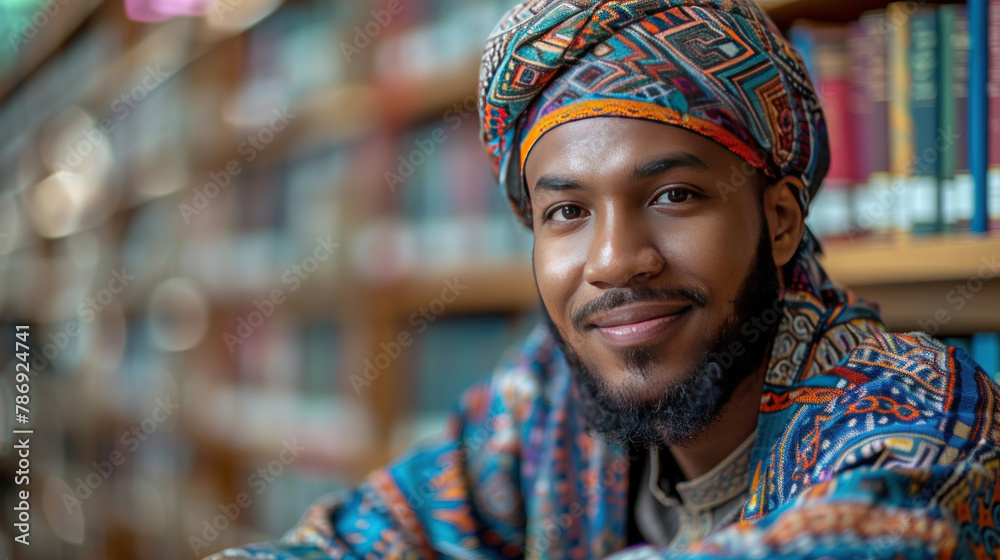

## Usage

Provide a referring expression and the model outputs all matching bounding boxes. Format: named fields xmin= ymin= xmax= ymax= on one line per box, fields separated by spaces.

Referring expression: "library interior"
xmin=1 ymin=0 xmax=999 ymax=558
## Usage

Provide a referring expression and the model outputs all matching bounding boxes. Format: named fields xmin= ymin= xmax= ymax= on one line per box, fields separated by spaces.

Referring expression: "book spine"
xmin=789 ymin=25 xmax=818 ymax=83
xmin=938 ymin=6 xmax=957 ymax=232
xmin=953 ymin=6 xmax=974 ymax=231
xmin=859 ymin=11 xmax=893 ymax=235
xmin=888 ymin=3 xmax=915 ymax=233
xmin=849 ymin=21 xmax=872 ymax=183
xmin=990 ymin=0 xmax=1000 ymax=230
xmin=816 ymin=28 xmax=854 ymax=241
xmin=909 ymin=8 xmax=940 ymax=233
xmin=848 ymin=21 xmax=872 ymax=239
xmin=971 ymin=332 xmax=1000 ymax=383
xmin=971 ymin=0 xmax=990 ymax=233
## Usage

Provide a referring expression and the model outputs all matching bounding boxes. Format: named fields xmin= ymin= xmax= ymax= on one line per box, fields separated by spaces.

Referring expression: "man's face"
xmin=523 ymin=117 xmax=784 ymax=446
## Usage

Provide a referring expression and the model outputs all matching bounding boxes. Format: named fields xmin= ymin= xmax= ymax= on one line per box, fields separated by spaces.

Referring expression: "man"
xmin=209 ymin=1 xmax=1000 ymax=558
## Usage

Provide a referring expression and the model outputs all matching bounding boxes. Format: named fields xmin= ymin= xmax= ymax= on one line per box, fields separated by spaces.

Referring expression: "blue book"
xmin=944 ymin=337 xmax=973 ymax=355
xmin=990 ymin=0 xmax=1000 ymax=230
xmin=301 ymin=321 xmax=341 ymax=395
xmin=789 ymin=26 xmax=817 ymax=84
xmin=971 ymin=332 xmax=1000 ymax=382
xmin=415 ymin=314 xmax=517 ymax=418
xmin=970 ymin=0 xmax=990 ymax=233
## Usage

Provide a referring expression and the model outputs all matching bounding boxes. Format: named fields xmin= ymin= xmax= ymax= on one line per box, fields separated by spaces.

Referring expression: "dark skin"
xmin=523 ymin=117 xmax=806 ymax=479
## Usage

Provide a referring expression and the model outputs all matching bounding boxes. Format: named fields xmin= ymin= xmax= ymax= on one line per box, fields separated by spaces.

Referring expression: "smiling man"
xmin=209 ymin=1 xmax=1000 ymax=559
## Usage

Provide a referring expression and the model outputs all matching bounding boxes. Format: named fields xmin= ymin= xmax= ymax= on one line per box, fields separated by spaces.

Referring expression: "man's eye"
xmin=656 ymin=187 xmax=694 ymax=204
xmin=549 ymin=204 xmax=585 ymax=222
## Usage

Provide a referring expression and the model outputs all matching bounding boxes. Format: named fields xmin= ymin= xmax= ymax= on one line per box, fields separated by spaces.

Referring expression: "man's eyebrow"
xmin=533 ymin=175 xmax=584 ymax=194
xmin=532 ymin=152 xmax=709 ymax=193
xmin=635 ymin=153 xmax=710 ymax=179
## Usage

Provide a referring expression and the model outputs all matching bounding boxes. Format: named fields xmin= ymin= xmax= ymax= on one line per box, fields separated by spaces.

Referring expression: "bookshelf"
xmin=821 ymin=235 xmax=1000 ymax=285
xmin=760 ymin=0 xmax=966 ymax=28
xmin=0 ymin=1 xmax=999 ymax=559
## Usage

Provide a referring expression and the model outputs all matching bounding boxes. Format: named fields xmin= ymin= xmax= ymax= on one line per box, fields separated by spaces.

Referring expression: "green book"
xmin=908 ymin=6 xmax=940 ymax=234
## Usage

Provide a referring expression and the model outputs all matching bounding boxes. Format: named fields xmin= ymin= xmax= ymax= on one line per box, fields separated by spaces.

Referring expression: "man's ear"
xmin=762 ymin=175 xmax=805 ymax=268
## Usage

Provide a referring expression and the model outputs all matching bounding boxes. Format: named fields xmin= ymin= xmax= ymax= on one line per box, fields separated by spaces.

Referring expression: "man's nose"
xmin=582 ymin=209 xmax=665 ymax=288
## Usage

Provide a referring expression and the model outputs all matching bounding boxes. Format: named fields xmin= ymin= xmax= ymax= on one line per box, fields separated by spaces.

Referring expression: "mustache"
xmin=571 ymin=285 xmax=709 ymax=332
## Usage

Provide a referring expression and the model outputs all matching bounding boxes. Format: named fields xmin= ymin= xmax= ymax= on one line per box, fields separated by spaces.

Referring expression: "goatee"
xmin=539 ymin=218 xmax=784 ymax=448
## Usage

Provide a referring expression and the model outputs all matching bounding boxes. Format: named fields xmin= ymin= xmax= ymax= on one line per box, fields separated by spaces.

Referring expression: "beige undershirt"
xmin=635 ymin=432 xmax=755 ymax=550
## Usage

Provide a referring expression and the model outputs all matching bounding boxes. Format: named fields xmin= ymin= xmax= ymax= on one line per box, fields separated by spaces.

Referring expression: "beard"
xmin=539 ymin=211 xmax=784 ymax=449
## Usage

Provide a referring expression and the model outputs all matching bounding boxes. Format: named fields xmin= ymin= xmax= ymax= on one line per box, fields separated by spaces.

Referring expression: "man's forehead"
xmin=524 ymin=117 xmax=750 ymax=185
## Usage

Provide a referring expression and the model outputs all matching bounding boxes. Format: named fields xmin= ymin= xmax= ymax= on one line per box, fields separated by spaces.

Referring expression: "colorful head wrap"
xmin=477 ymin=0 xmax=829 ymax=225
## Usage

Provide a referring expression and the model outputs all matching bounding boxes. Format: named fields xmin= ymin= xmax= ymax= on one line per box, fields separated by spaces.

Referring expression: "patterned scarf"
xmin=478 ymin=0 xmax=829 ymax=222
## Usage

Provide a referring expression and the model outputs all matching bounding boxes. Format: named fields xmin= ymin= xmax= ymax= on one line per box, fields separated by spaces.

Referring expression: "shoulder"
xmin=751 ymin=331 xmax=1000 ymax=517
xmin=778 ymin=330 xmax=1000 ymax=481
xmin=835 ymin=330 xmax=998 ymax=422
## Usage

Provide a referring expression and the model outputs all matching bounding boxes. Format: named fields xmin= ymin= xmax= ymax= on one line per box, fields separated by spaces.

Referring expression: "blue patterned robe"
xmin=207 ymin=251 xmax=1000 ymax=559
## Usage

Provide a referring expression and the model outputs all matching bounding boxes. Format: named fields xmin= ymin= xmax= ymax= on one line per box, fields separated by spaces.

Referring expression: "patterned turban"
xmin=477 ymin=0 xmax=829 ymax=225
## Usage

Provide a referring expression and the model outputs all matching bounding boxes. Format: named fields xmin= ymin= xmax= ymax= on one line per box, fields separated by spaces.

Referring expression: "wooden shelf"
xmin=364 ymin=235 xmax=1000 ymax=335
xmin=378 ymin=260 xmax=539 ymax=317
xmin=821 ymin=235 xmax=1000 ymax=335
xmin=820 ymin=235 xmax=1000 ymax=286
xmin=757 ymin=0 xmax=965 ymax=29
xmin=258 ymin=55 xmax=481 ymax=164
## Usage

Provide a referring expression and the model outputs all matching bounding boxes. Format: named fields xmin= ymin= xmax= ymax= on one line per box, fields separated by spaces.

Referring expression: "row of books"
xmin=237 ymin=0 xmax=519 ymax=129
xmin=213 ymin=305 xmax=538 ymax=439
xmin=222 ymin=309 xmax=538 ymax=439
xmin=378 ymin=118 xmax=534 ymax=270
xmin=945 ymin=332 xmax=1000 ymax=382
xmin=404 ymin=311 xmax=540 ymax=441
xmin=372 ymin=0 xmax=518 ymax=81
xmin=1 ymin=1 xmax=526 ymax=559
xmin=801 ymin=1 xmax=1000 ymax=241
xmin=236 ymin=0 xmax=356 ymax=129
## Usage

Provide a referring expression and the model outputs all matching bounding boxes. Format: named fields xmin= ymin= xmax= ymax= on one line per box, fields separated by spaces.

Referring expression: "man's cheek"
xmin=535 ymin=266 xmax=581 ymax=327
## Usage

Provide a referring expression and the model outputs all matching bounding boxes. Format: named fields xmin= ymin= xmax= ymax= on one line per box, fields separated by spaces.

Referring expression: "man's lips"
xmin=586 ymin=302 xmax=693 ymax=347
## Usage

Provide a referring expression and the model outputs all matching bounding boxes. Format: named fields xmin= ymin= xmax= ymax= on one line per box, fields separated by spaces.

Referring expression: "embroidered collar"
xmin=648 ymin=431 xmax=756 ymax=513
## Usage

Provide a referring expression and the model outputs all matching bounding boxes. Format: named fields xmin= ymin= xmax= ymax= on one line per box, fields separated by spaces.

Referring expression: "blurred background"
xmin=0 ymin=0 xmax=999 ymax=558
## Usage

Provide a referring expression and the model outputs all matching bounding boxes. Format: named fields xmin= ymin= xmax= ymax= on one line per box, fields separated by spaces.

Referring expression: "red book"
xmin=858 ymin=10 xmax=894 ymax=235
xmin=793 ymin=22 xmax=853 ymax=240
